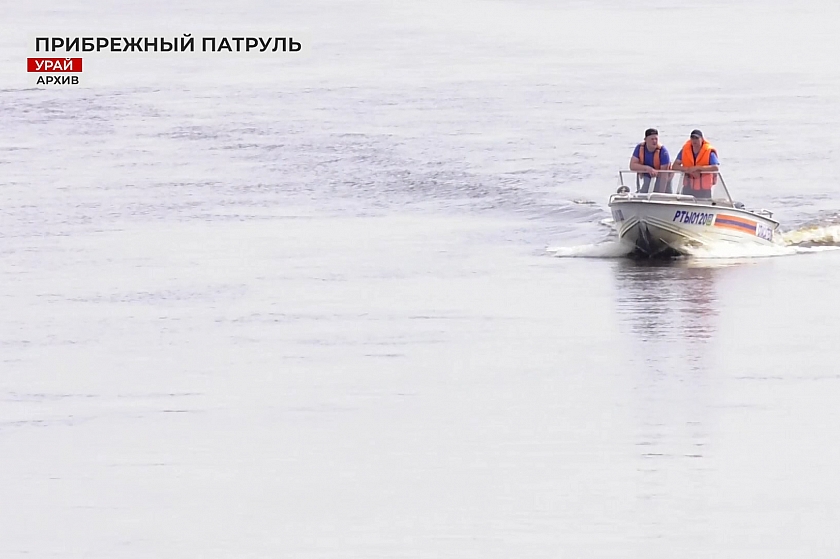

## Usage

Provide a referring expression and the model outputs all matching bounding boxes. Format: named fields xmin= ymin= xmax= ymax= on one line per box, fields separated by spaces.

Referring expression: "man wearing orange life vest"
xmin=672 ymin=129 xmax=720 ymax=198
xmin=629 ymin=128 xmax=671 ymax=193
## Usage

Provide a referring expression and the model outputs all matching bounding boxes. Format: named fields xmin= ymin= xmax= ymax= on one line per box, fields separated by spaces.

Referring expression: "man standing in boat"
xmin=672 ymin=129 xmax=720 ymax=199
xmin=629 ymin=128 xmax=672 ymax=193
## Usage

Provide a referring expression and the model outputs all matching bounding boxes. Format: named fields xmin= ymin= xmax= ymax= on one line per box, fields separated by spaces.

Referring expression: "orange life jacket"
xmin=680 ymin=140 xmax=718 ymax=190
xmin=636 ymin=143 xmax=662 ymax=170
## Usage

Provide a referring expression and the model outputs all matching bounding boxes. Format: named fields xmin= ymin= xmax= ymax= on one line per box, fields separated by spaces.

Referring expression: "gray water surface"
xmin=2 ymin=1 xmax=840 ymax=557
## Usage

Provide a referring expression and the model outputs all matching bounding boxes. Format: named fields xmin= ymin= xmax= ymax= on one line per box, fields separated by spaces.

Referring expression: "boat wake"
xmin=548 ymin=221 xmax=840 ymax=259
xmin=546 ymin=241 xmax=631 ymax=258
xmin=780 ymin=223 xmax=840 ymax=247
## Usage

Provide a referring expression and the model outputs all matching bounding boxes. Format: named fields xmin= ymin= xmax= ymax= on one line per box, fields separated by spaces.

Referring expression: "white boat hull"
xmin=608 ymin=194 xmax=779 ymax=257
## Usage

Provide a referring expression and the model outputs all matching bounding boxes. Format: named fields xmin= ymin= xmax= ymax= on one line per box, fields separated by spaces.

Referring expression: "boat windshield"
xmin=618 ymin=170 xmax=733 ymax=204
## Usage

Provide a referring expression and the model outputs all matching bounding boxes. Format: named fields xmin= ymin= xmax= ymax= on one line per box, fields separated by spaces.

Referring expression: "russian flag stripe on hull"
xmin=714 ymin=215 xmax=757 ymax=234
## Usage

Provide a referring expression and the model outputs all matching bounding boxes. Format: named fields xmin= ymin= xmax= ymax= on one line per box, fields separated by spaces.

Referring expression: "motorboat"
xmin=608 ymin=170 xmax=779 ymax=257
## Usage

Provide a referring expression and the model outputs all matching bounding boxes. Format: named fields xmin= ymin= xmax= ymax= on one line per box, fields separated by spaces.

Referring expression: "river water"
xmin=2 ymin=0 xmax=840 ymax=557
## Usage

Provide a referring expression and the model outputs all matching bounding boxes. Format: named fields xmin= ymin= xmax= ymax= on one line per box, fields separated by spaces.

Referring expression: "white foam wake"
xmin=548 ymin=221 xmax=840 ymax=260
xmin=546 ymin=241 xmax=632 ymax=258
xmin=781 ymin=224 xmax=840 ymax=247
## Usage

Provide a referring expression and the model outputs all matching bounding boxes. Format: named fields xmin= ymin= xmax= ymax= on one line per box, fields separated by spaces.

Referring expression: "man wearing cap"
xmin=629 ymin=128 xmax=671 ymax=193
xmin=672 ymin=129 xmax=720 ymax=198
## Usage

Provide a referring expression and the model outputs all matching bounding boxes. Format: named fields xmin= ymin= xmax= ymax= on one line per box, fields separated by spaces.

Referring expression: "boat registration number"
xmin=672 ymin=210 xmax=715 ymax=226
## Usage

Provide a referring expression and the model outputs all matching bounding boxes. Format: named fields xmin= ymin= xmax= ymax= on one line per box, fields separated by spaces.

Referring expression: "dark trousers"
xmin=682 ymin=187 xmax=712 ymax=199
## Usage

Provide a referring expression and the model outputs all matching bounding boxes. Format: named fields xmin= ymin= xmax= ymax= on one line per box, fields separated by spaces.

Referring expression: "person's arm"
xmin=694 ymin=151 xmax=720 ymax=172
xmin=671 ymin=151 xmax=685 ymax=171
xmin=629 ymin=156 xmax=648 ymax=172
xmin=629 ymin=147 xmax=658 ymax=175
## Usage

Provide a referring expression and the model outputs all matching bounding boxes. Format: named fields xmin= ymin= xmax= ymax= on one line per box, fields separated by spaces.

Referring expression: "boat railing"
xmin=617 ymin=170 xmax=733 ymax=204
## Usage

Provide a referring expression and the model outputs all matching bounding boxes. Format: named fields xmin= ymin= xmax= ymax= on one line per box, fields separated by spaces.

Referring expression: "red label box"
xmin=27 ymin=58 xmax=83 ymax=72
